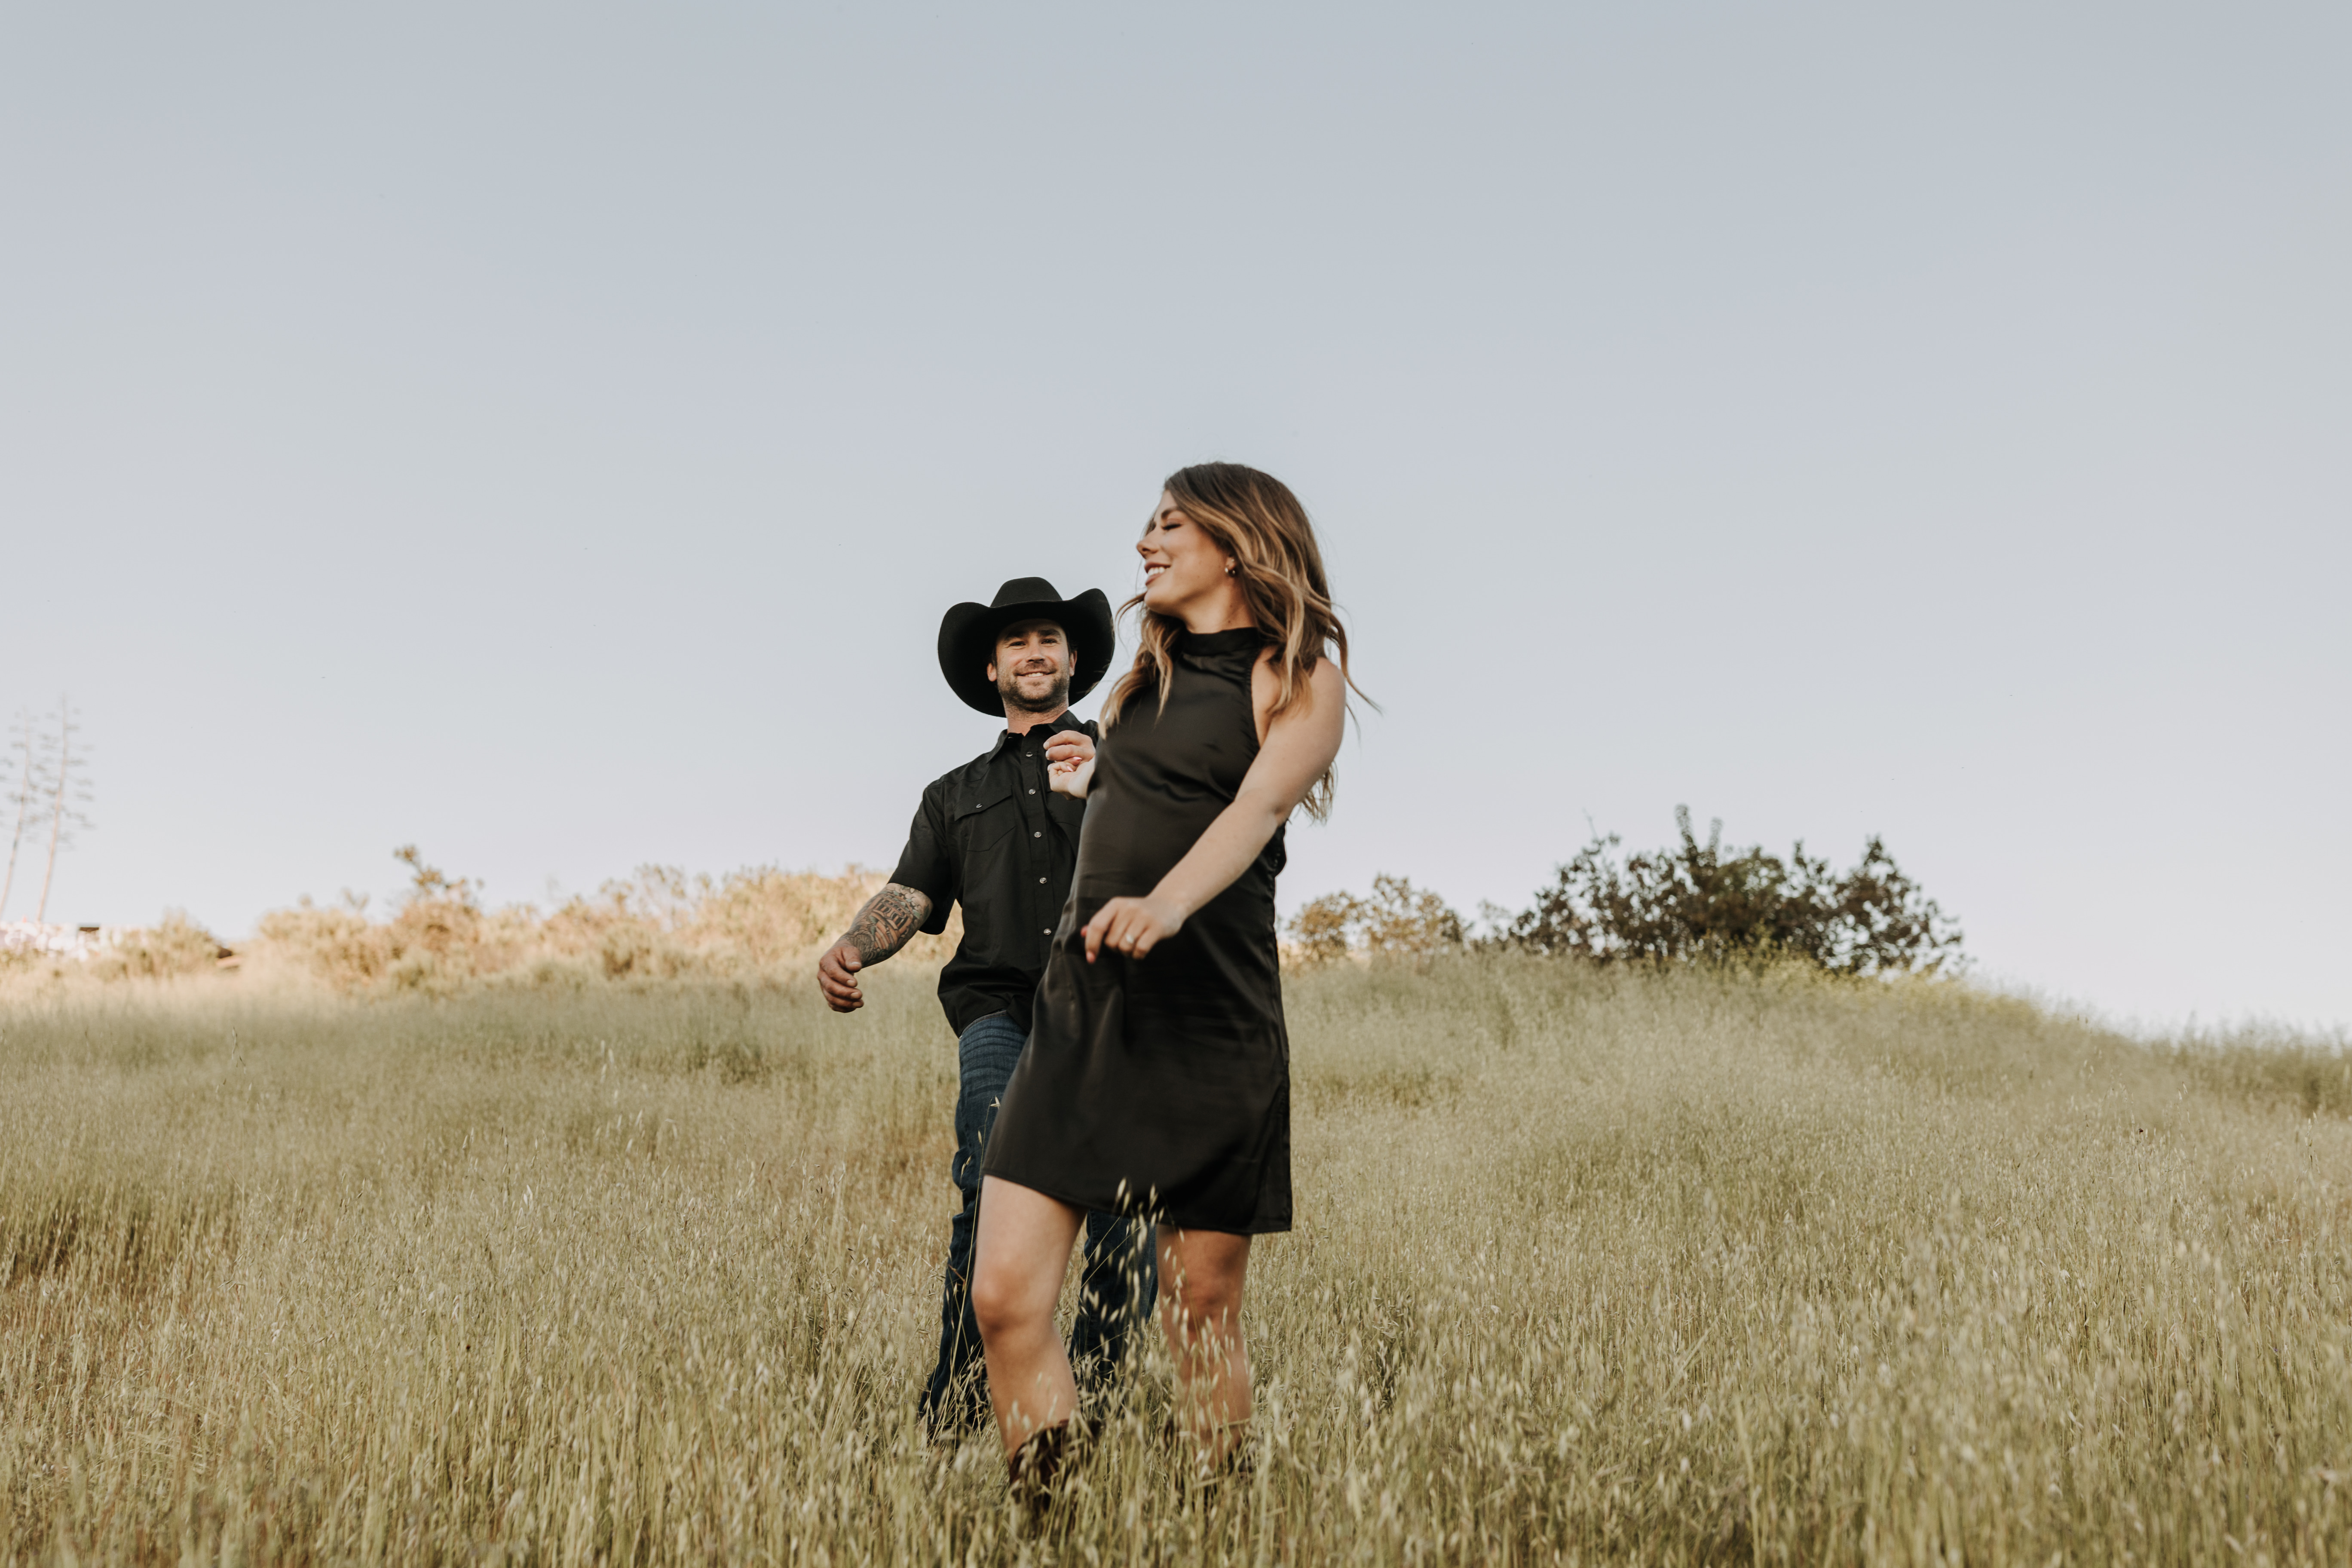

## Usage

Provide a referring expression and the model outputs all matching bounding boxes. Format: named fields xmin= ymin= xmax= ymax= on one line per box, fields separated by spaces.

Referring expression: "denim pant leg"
xmin=1070 ymin=1208 xmax=1160 ymax=1396
xmin=919 ymin=1013 xmax=1029 ymax=1435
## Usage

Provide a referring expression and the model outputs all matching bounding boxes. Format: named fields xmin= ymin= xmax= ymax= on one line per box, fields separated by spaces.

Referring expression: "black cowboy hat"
xmin=936 ymin=577 xmax=1117 ymax=716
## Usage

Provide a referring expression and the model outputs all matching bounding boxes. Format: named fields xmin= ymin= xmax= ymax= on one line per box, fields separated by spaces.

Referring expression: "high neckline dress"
xmin=982 ymin=626 xmax=1292 ymax=1235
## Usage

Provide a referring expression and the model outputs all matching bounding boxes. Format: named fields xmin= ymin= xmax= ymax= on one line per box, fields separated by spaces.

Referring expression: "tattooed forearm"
xmin=842 ymin=884 xmax=934 ymax=966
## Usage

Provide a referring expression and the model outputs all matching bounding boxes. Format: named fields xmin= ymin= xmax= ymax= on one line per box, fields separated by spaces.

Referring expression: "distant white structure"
xmin=0 ymin=921 xmax=127 ymax=961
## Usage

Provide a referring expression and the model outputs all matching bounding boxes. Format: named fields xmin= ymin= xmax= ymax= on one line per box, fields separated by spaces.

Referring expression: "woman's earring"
xmin=1225 ymin=562 xmax=1240 ymax=578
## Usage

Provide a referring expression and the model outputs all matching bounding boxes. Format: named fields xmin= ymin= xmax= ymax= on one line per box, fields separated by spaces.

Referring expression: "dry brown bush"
xmin=241 ymin=850 xmax=959 ymax=993
xmin=83 ymin=910 xmax=225 ymax=980
xmin=1285 ymin=873 xmax=1467 ymax=970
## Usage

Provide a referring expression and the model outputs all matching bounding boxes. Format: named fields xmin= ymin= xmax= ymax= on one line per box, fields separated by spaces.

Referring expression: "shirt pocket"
xmin=950 ymin=786 xmax=1019 ymax=858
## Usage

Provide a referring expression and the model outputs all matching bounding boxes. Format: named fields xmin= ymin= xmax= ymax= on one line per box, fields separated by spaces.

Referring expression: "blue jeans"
xmin=920 ymin=1011 xmax=1158 ymax=1437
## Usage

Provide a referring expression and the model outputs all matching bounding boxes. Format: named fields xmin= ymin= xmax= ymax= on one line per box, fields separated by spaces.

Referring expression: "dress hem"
xmin=980 ymin=1165 xmax=1291 ymax=1238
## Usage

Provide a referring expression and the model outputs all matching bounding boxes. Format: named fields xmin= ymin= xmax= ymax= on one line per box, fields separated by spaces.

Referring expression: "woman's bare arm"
xmin=1081 ymin=658 xmax=1346 ymax=962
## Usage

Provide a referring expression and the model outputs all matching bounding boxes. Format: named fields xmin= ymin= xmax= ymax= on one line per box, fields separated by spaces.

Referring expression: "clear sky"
xmin=5 ymin=3 xmax=2346 ymax=1030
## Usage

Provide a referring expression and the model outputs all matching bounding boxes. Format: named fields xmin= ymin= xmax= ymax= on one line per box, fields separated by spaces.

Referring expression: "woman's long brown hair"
xmin=1102 ymin=462 xmax=1364 ymax=821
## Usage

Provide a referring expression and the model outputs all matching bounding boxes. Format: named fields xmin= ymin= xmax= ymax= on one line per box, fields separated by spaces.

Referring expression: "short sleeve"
xmin=887 ymin=783 xmax=955 ymax=934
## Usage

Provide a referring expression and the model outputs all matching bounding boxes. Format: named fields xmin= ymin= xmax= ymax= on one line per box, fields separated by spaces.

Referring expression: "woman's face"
xmin=1138 ymin=490 xmax=1234 ymax=619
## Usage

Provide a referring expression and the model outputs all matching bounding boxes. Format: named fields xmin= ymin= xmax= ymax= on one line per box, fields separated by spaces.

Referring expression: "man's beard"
xmin=998 ymin=668 xmax=1070 ymax=715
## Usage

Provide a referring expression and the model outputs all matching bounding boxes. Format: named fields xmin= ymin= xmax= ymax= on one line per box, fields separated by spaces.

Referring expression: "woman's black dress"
xmin=983 ymin=627 xmax=1291 ymax=1235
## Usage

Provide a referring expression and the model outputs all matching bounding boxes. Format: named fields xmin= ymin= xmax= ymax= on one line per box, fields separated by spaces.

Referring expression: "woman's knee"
xmin=971 ymin=1179 xmax=1086 ymax=1348
xmin=1161 ymin=1275 xmax=1245 ymax=1338
xmin=968 ymin=1263 xmax=1018 ymax=1339
xmin=971 ymin=1258 xmax=1047 ymax=1343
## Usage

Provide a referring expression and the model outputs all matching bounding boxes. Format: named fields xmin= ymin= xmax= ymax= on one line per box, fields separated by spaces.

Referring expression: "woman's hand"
xmin=1046 ymin=729 xmax=1096 ymax=798
xmin=1083 ymin=894 xmax=1185 ymax=962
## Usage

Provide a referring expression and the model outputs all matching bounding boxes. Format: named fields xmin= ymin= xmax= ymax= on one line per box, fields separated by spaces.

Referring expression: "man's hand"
xmin=815 ymin=883 xmax=934 ymax=1015
xmin=1043 ymin=730 xmax=1094 ymax=769
xmin=1082 ymin=893 xmax=1186 ymax=963
xmin=1046 ymin=729 xmax=1096 ymax=798
xmin=817 ymin=940 xmax=866 ymax=1011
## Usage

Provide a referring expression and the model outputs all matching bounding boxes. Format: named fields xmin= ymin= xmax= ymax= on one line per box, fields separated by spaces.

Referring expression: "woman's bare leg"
xmin=971 ymin=1176 xmax=1084 ymax=1455
xmin=1156 ymin=1225 xmax=1253 ymax=1465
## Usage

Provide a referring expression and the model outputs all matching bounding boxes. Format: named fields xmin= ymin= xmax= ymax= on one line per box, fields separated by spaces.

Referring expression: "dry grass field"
xmin=5 ymin=956 xmax=2350 ymax=1565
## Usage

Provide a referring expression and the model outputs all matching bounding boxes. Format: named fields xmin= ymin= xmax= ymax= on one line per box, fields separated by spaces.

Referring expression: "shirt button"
xmin=1038 ymin=876 xmax=1047 ymax=884
xmin=1032 ymin=830 xmax=1041 ymax=838
xmin=1028 ymin=788 xmax=1036 ymax=794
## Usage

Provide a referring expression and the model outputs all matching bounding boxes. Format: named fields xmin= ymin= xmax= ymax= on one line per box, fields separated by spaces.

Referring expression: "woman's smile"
xmin=1137 ymin=490 xmax=1238 ymax=620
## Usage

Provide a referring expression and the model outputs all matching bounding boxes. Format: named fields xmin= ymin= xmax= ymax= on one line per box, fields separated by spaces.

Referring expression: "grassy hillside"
xmin=3 ymin=958 xmax=2349 ymax=1564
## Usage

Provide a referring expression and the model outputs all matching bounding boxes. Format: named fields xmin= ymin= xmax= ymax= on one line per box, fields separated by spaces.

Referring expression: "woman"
xmin=970 ymin=462 xmax=1357 ymax=1506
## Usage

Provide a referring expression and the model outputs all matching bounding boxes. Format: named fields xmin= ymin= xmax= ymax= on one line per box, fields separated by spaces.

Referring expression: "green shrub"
xmin=1486 ymin=805 xmax=1963 ymax=974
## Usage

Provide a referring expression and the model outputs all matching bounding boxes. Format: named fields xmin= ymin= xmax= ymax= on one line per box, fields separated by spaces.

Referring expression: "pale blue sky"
xmin=5 ymin=3 xmax=2346 ymax=1029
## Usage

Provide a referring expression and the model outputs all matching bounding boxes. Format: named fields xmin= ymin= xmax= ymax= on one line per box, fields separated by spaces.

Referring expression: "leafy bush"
xmin=1485 ymin=805 xmax=1962 ymax=975
xmin=1286 ymin=874 xmax=1466 ymax=969
xmin=1284 ymin=895 xmax=1356 ymax=970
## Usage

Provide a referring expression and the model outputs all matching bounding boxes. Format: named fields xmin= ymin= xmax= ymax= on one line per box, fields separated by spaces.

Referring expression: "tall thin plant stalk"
xmin=32 ymin=697 xmax=92 ymax=925
xmin=0 ymin=709 xmax=40 ymax=921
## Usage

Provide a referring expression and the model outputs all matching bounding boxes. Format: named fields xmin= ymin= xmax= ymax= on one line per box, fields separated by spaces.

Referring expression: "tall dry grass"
xmin=4 ymin=956 xmax=2351 ymax=1564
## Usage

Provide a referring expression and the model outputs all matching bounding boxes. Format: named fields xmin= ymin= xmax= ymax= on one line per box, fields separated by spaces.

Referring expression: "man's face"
xmin=989 ymin=619 xmax=1072 ymax=716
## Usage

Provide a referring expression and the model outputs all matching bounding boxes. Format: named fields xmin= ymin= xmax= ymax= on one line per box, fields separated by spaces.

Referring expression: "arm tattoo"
xmin=842 ymin=883 xmax=934 ymax=967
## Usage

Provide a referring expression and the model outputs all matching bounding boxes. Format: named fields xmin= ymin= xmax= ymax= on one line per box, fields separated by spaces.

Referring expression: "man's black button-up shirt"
xmin=888 ymin=710 xmax=1095 ymax=1036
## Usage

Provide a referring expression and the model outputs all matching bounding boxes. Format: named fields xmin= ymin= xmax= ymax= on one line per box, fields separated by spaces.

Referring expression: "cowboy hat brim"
xmin=936 ymin=584 xmax=1117 ymax=717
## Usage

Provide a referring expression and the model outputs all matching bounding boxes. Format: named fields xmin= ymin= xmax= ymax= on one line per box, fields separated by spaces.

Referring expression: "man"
xmin=817 ymin=577 xmax=1158 ymax=1439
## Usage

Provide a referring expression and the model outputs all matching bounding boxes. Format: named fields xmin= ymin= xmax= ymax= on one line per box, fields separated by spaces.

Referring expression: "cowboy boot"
xmin=1006 ymin=1421 xmax=1075 ymax=1525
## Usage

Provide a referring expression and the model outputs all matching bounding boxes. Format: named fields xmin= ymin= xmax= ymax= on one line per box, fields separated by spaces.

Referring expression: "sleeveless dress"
xmin=982 ymin=627 xmax=1292 ymax=1235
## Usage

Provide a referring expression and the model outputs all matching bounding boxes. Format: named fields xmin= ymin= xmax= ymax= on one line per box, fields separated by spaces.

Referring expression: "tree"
xmin=1486 ymin=806 xmax=1963 ymax=976
xmin=0 ymin=709 xmax=45 ymax=921
xmin=31 ymin=698 xmax=94 ymax=924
